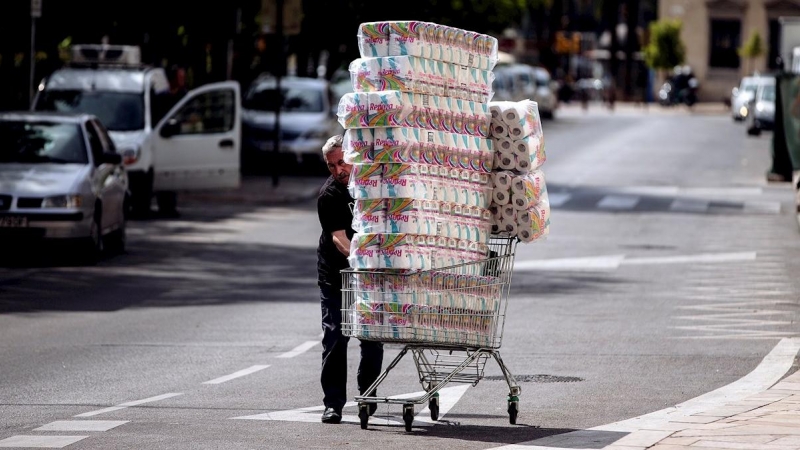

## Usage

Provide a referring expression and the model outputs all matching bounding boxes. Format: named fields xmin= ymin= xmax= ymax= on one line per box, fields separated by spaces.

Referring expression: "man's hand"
xmin=332 ymin=230 xmax=351 ymax=257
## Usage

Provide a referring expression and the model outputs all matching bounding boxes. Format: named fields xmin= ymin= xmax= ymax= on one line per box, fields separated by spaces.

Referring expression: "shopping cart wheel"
xmin=402 ymin=404 xmax=414 ymax=432
xmin=429 ymin=395 xmax=440 ymax=421
xmin=429 ymin=394 xmax=440 ymax=421
xmin=507 ymin=396 xmax=519 ymax=425
xmin=358 ymin=404 xmax=369 ymax=429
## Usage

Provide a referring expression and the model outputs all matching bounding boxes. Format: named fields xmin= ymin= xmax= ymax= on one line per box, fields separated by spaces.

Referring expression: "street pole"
xmin=29 ymin=16 xmax=36 ymax=106
xmin=271 ymin=0 xmax=284 ymax=187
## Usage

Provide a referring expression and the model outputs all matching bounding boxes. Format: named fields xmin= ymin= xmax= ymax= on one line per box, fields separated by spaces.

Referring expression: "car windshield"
xmin=761 ymin=85 xmax=776 ymax=102
xmin=34 ymin=90 xmax=144 ymax=131
xmin=244 ymin=84 xmax=325 ymax=113
xmin=0 ymin=121 xmax=87 ymax=164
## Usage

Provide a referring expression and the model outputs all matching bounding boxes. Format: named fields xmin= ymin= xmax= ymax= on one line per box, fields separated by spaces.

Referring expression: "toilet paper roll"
xmin=514 ymin=155 xmax=531 ymax=173
xmin=385 ymin=198 xmax=424 ymax=234
xmin=496 ymin=136 xmax=515 ymax=155
xmin=489 ymin=102 xmax=503 ymax=121
xmin=491 ymin=188 xmax=510 ymax=206
xmin=377 ymin=55 xmax=416 ymax=91
xmin=349 ymin=58 xmax=381 ymax=92
xmin=337 ymin=92 xmax=370 ymax=129
xmin=517 ymin=201 xmax=551 ymax=243
xmin=358 ymin=22 xmax=390 ymax=57
xmin=369 ymin=91 xmax=412 ymax=128
xmin=498 ymin=218 xmax=518 ymax=236
xmin=500 ymin=204 xmax=516 ymax=221
xmin=513 ymin=135 xmax=545 ymax=169
xmin=491 ymin=171 xmax=513 ymax=191
xmin=382 ymin=163 xmax=426 ymax=199
xmin=497 ymin=152 xmax=515 ymax=170
xmin=490 ymin=120 xmax=509 ymax=139
xmin=388 ymin=21 xmax=424 ymax=57
xmin=380 ymin=233 xmax=427 ymax=270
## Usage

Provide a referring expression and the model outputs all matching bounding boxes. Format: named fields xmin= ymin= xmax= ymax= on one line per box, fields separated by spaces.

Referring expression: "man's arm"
xmin=331 ymin=230 xmax=351 ymax=257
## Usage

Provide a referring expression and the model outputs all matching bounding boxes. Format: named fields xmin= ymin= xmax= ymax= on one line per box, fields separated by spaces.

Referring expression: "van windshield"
xmin=34 ymin=90 xmax=144 ymax=131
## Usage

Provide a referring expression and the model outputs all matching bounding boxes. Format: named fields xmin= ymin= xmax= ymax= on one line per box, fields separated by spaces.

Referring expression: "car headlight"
xmin=42 ymin=195 xmax=82 ymax=208
xmin=740 ymin=106 xmax=748 ymax=117
xmin=756 ymin=104 xmax=765 ymax=112
xmin=119 ymin=147 xmax=140 ymax=165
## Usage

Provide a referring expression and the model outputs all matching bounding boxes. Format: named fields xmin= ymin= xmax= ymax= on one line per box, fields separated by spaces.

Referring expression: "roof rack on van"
xmin=68 ymin=45 xmax=144 ymax=68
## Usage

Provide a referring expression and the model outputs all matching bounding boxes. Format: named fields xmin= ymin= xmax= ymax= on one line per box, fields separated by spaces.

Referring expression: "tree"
xmin=643 ymin=18 xmax=686 ymax=77
xmin=739 ymin=31 xmax=764 ymax=75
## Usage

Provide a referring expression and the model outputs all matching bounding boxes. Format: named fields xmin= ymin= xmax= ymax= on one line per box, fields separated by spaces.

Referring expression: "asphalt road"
xmin=1 ymin=104 xmax=799 ymax=449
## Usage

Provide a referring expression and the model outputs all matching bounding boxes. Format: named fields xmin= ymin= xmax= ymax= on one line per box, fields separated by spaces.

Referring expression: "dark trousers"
xmin=320 ymin=283 xmax=383 ymax=412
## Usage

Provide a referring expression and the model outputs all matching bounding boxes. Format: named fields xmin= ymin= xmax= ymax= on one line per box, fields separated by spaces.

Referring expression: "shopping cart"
xmin=341 ymin=236 xmax=520 ymax=431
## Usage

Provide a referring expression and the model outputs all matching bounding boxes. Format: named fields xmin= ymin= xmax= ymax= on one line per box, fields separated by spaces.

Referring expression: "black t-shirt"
xmin=317 ymin=175 xmax=355 ymax=287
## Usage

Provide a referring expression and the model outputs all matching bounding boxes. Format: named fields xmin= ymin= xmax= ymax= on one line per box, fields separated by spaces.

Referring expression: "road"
xmin=1 ymin=104 xmax=799 ymax=449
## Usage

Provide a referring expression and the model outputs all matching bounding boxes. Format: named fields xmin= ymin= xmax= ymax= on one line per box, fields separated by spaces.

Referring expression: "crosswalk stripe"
xmin=597 ymin=195 xmax=639 ymax=210
xmin=546 ymin=192 xmax=572 ymax=207
xmin=0 ymin=435 xmax=88 ymax=448
xmin=669 ymin=198 xmax=709 ymax=213
xmin=34 ymin=421 xmax=128 ymax=432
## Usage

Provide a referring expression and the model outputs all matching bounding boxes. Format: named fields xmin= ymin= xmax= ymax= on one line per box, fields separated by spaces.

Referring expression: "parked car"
xmin=33 ymin=44 xmax=242 ymax=215
xmin=731 ymin=76 xmax=760 ymax=121
xmin=0 ymin=112 xmax=128 ymax=262
xmin=746 ymin=76 xmax=776 ymax=136
xmin=492 ymin=63 xmax=558 ymax=118
xmin=241 ymin=75 xmax=342 ymax=171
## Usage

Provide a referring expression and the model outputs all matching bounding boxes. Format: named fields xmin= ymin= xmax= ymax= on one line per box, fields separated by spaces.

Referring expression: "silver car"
xmin=746 ymin=77 xmax=776 ymax=136
xmin=731 ymin=76 xmax=759 ymax=121
xmin=0 ymin=112 xmax=128 ymax=262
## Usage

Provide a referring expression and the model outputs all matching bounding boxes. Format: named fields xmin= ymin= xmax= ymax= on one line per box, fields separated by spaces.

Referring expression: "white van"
xmin=32 ymin=45 xmax=241 ymax=214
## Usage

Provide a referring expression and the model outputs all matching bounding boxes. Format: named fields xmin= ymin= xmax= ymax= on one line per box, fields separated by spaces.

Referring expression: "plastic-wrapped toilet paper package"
xmin=338 ymin=92 xmax=370 ymax=129
xmin=380 ymin=233 xmax=429 ymax=269
xmin=343 ymin=128 xmax=375 ymax=164
xmin=368 ymin=91 xmax=413 ymax=127
xmin=388 ymin=21 xmax=425 ymax=57
xmin=372 ymin=127 xmax=419 ymax=163
xmin=352 ymin=198 xmax=387 ymax=234
xmin=358 ymin=22 xmax=390 ymax=57
xmin=500 ymin=100 xmax=542 ymax=139
xmin=382 ymin=163 xmax=427 ymax=199
xmin=513 ymin=134 xmax=545 ymax=171
xmin=349 ymin=163 xmax=383 ymax=199
xmin=385 ymin=198 xmax=427 ymax=234
xmin=510 ymin=169 xmax=546 ymax=210
xmin=517 ymin=199 xmax=551 ymax=243
xmin=349 ymin=232 xmax=382 ymax=269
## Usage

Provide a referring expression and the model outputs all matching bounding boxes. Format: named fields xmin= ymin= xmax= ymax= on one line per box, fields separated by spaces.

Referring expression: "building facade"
xmin=659 ymin=0 xmax=800 ymax=101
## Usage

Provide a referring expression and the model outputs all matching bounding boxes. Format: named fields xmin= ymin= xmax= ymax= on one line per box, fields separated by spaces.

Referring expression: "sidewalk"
xmin=178 ymin=175 xmax=326 ymax=207
xmin=605 ymin=370 xmax=800 ymax=450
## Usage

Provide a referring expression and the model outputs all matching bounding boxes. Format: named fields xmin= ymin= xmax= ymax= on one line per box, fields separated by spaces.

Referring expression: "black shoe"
xmin=321 ymin=407 xmax=342 ymax=424
xmin=368 ymin=403 xmax=377 ymax=416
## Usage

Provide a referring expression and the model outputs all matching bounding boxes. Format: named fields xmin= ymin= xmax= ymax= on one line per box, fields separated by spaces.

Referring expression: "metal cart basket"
xmin=341 ymin=236 xmax=520 ymax=431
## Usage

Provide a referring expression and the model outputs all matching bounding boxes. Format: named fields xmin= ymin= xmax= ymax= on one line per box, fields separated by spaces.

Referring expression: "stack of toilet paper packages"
xmin=487 ymin=100 xmax=550 ymax=243
xmin=337 ymin=91 xmax=491 ymax=137
xmin=357 ymin=21 xmax=499 ymax=70
xmin=349 ymin=270 xmax=501 ymax=346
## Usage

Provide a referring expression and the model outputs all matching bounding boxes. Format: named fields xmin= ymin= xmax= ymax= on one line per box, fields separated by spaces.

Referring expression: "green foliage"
xmin=643 ymin=19 xmax=686 ymax=71
xmin=738 ymin=31 xmax=764 ymax=59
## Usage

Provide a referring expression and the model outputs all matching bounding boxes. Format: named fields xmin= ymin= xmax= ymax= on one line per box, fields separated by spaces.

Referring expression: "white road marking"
xmin=74 ymin=392 xmax=183 ymax=417
xmin=34 ymin=421 xmax=128 ymax=432
xmin=622 ymin=251 xmax=757 ymax=266
xmin=597 ymin=195 xmax=640 ymax=210
xmin=545 ymin=192 xmax=572 ymax=207
xmin=514 ymin=252 xmax=756 ymax=272
xmin=489 ymin=337 xmax=800 ymax=449
xmin=669 ymin=198 xmax=709 ymax=213
xmin=513 ymin=255 xmax=625 ymax=272
xmin=232 ymin=384 xmax=470 ymax=427
xmin=276 ymin=341 xmax=318 ymax=359
xmin=0 ymin=435 xmax=88 ymax=448
xmin=202 ymin=365 xmax=270 ymax=384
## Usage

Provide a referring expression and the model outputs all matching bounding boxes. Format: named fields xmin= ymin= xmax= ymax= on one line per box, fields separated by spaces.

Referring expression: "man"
xmin=317 ymin=135 xmax=383 ymax=424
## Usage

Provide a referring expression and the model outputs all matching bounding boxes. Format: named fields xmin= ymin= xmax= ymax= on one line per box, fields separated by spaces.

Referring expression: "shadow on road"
xmin=409 ymin=424 xmax=627 ymax=448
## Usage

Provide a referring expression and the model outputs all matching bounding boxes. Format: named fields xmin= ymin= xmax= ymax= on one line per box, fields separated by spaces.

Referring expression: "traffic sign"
xmin=31 ymin=0 xmax=42 ymax=18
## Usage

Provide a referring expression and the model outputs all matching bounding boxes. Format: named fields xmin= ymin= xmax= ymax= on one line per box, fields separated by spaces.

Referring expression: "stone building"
xmin=658 ymin=0 xmax=800 ymax=101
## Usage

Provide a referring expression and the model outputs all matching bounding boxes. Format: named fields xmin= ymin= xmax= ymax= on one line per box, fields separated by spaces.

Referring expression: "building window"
xmin=769 ymin=19 xmax=781 ymax=69
xmin=709 ymin=19 xmax=741 ymax=68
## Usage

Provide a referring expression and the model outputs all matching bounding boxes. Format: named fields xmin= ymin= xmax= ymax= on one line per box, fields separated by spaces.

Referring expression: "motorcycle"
xmin=658 ymin=67 xmax=698 ymax=107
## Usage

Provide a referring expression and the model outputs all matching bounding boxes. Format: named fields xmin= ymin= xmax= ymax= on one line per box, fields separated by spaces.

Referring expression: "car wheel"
xmin=82 ymin=205 xmax=104 ymax=265
xmin=106 ymin=212 xmax=126 ymax=255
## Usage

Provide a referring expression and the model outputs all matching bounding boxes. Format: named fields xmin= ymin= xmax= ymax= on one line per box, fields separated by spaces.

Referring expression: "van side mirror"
xmin=160 ymin=119 xmax=180 ymax=138
xmin=732 ymin=87 xmax=739 ymax=97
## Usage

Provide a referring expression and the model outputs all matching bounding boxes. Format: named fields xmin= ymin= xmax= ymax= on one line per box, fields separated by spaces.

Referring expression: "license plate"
xmin=0 ymin=216 xmax=28 ymax=228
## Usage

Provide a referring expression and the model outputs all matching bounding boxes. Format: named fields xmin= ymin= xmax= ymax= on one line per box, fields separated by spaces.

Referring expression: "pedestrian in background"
xmin=316 ymin=135 xmax=383 ymax=424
